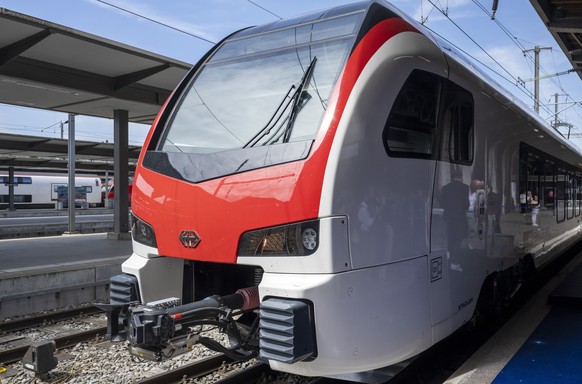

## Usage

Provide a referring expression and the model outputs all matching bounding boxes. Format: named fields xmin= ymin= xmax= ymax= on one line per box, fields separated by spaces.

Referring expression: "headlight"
xmin=131 ymin=213 xmax=157 ymax=247
xmin=238 ymin=220 xmax=319 ymax=256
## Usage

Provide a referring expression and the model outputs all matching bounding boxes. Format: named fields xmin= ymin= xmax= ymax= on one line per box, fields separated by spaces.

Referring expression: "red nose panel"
xmin=132 ymin=18 xmax=418 ymax=264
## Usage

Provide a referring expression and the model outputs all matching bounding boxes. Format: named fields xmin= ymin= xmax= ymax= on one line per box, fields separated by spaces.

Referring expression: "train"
xmin=98 ymin=0 xmax=582 ymax=380
xmin=0 ymin=174 xmax=102 ymax=209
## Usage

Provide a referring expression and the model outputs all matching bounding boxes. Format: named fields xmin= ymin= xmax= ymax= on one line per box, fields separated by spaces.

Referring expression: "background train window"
xmin=0 ymin=195 xmax=32 ymax=203
xmin=383 ymin=70 xmax=441 ymax=158
xmin=0 ymin=176 xmax=32 ymax=185
xmin=440 ymin=82 xmax=474 ymax=164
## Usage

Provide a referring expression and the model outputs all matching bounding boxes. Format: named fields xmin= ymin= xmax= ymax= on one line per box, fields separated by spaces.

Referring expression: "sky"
xmin=1 ymin=0 xmax=582 ymax=148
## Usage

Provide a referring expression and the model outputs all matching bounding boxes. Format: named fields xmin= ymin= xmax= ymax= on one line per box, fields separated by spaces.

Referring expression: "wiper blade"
xmin=281 ymin=56 xmax=317 ymax=143
xmin=243 ymin=56 xmax=317 ymax=148
xmin=243 ymin=84 xmax=295 ymax=148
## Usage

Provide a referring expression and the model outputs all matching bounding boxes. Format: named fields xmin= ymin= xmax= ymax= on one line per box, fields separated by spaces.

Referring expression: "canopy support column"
xmin=65 ymin=113 xmax=78 ymax=235
xmin=108 ymin=109 xmax=131 ymax=240
xmin=7 ymin=166 xmax=15 ymax=211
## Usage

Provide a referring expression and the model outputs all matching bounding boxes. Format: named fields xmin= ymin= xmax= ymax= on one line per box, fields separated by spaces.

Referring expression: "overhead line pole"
xmin=523 ymin=46 xmax=552 ymax=113
xmin=555 ymin=93 xmax=561 ymax=129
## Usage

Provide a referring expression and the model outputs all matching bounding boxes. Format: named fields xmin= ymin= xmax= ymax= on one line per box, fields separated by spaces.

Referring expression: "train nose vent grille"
xmin=109 ymin=274 xmax=139 ymax=305
xmin=259 ymin=298 xmax=316 ymax=364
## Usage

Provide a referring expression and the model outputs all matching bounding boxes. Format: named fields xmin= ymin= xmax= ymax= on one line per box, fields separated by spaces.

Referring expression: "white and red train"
xmin=101 ymin=0 xmax=582 ymax=379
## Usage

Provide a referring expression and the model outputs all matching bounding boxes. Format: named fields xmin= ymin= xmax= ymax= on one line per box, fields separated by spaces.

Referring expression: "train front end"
xmin=101 ymin=1 xmax=438 ymax=377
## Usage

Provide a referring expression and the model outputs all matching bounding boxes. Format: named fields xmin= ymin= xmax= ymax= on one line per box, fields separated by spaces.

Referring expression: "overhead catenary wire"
xmin=95 ymin=0 xmax=215 ymax=44
xmin=426 ymin=0 xmax=567 ymax=121
xmin=425 ymin=0 xmax=546 ymax=112
xmin=427 ymin=0 xmax=520 ymax=84
xmin=423 ymin=25 xmax=532 ymax=102
xmin=472 ymin=1 xmax=561 ymax=89
xmin=247 ymin=0 xmax=282 ymax=20
xmin=471 ymin=0 xmax=582 ymax=131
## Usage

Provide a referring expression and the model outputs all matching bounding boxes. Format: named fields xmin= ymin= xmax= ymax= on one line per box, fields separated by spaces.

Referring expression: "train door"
xmin=51 ymin=183 xmax=67 ymax=202
xmin=430 ymin=74 xmax=484 ymax=328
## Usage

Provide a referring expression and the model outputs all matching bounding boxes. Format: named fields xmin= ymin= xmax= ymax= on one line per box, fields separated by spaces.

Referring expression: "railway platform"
xmin=0 ymin=207 xmax=116 ymax=239
xmin=0 ymin=232 xmax=131 ymax=320
xmin=445 ymin=250 xmax=582 ymax=384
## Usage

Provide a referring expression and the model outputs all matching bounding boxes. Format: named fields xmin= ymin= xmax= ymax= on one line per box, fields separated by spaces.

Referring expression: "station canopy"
xmin=0 ymin=7 xmax=193 ymax=173
xmin=0 ymin=132 xmax=141 ymax=174
xmin=530 ymin=0 xmax=582 ymax=80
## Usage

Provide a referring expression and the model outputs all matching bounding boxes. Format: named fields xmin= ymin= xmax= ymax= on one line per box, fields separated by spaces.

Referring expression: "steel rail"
xmin=134 ymin=354 xmax=233 ymax=384
xmin=213 ymin=362 xmax=271 ymax=384
xmin=0 ymin=326 xmax=107 ymax=365
xmin=0 ymin=305 xmax=103 ymax=333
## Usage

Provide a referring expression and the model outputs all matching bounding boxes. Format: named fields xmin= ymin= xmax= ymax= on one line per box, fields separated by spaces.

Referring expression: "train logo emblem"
xmin=179 ymin=230 xmax=201 ymax=248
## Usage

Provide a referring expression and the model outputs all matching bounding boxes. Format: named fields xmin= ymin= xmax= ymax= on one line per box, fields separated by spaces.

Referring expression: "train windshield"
xmin=158 ymin=13 xmax=361 ymax=156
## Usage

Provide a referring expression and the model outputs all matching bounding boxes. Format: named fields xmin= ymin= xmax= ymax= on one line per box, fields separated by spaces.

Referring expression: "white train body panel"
xmin=260 ymin=257 xmax=431 ymax=376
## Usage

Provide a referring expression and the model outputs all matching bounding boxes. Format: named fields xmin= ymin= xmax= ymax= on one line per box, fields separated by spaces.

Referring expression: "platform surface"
xmin=0 ymin=233 xmax=131 ymax=272
xmin=493 ymin=307 xmax=582 ymax=383
xmin=493 ymin=261 xmax=582 ymax=383
xmin=445 ymin=251 xmax=582 ymax=384
xmin=548 ymin=261 xmax=582 ymax=308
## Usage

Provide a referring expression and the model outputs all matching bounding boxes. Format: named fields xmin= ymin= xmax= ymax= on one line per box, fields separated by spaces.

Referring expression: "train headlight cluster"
xmin=238 ymin=220 xmax=319 ymax=256
xmin=131 ymin=213 xmax=157 ymax=247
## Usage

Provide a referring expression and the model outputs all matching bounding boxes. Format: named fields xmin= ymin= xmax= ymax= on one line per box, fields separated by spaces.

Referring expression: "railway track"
xmin=136 ymin=357 xmax=340 ymax=384
xmin=0 ymin=305 xmax=102 ymax=333
xmin=0 ymin=307 xmax=107 ymax=366
xmin=133 ymin=355 xmax=273 ymax=384
xmin=0 ymin=307 xmax=279 ymax=383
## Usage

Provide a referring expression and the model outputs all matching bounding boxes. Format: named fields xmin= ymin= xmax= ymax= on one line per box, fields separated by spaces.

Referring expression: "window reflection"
xmin=160 ymin=15 xmax=359 ymax=154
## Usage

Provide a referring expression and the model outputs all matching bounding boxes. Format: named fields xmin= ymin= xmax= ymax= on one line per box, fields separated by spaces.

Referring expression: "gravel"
xmin=0 ymin=313 xmax=319 ymax=384
xmin=0 ymin=301 xmax=343 ymax=384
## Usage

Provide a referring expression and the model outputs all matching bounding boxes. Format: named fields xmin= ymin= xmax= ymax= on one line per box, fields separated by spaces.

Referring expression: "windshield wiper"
xmin=243 ymin=56 xmax=317 ymax=148
xmin=280 ymin=56 xmax=317 ymax=143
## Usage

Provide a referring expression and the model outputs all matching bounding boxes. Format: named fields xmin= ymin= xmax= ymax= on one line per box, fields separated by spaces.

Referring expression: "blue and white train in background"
xmin=0 ymin=173 xmax=102 ymax=209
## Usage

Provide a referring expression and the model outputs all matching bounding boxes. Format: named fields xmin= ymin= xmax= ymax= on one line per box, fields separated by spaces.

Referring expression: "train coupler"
xmin=124 ymin=286 xmax=260 ymax=362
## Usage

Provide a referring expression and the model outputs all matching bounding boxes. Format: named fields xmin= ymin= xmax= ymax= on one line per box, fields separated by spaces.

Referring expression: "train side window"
xmin=383 ymin=70 xmax=441 ymax=159
xmin=542 ymin=159 xmax=554 ymax=209
xmin=556 ymin=168 xmax=566 ymax=222
xmin=441 ymin=82 xmax=474 ymax=164
xmin=567 ymin=173 xmax=574 ymax=220
xmin=576 ymin=173 xmax=581 ymax=217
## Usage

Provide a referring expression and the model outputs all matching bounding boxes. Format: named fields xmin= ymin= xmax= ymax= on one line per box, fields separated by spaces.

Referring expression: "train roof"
xmin=233 ymin=2 xmax=369 ymax=38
